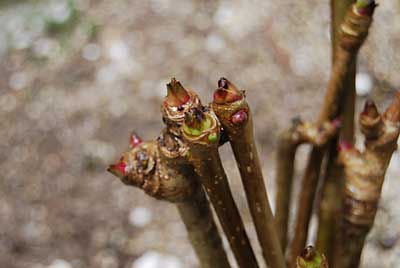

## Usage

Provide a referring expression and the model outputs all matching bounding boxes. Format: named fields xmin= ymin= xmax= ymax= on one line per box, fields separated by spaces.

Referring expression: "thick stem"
xmin=212 ymin=79 xmax=285 ymax=268
xmin=289 ymin=3 xmax=375 ymax=266
xmin=108 ymin=134 xmax=231 ymax=268
xmin=334 ymin=94 xmax=400 ymax=268
xmin=183 ymin=108 xmax=259 ymax=268
xmin=177 ymin=189 xmax=231 ymax=268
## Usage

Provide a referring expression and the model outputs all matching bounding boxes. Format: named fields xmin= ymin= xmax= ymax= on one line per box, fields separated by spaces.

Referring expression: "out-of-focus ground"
xmin=0 ymin=0 xmax=399 ymax=267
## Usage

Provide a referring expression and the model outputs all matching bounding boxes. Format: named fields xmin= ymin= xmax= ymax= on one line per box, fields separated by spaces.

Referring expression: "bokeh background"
xmin=0 ymin=0 xmax=399 ymax=267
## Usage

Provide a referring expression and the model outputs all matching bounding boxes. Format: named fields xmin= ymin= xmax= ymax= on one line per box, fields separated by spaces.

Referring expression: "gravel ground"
xmin=0 ymin=0 xmax=399 ymax=267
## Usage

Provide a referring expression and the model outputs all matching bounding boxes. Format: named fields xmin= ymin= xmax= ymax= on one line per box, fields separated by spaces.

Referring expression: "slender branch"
xmin=211 ymin=78 xmax=286 ymax=268
xmin=333 ymin=93 xmax=400 ymax=268
xmin=182 ymin=107 xmax=259 ymax=268
xmin=296 ymin=246 xmax=329 ymax=268
xmin=316 ymin=0 xmax=356 ymax=261
xmin=289 ymin=2 xmax=376 ymax=265
xmin=275 ymin=118 xmax=340 ymax=251
xmin=108 ymin=133 xmax=231 ymax=268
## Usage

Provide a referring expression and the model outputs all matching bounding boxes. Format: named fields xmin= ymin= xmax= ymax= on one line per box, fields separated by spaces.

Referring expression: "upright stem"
xmin=289 ymin=3 xmax=376 ymax=266
xmin=183 ymin=108 xmax=259 ymax=268
xmin=212 ymin=78 xmax=286 ymax=268
xmin=275 ymin=129 xmax=297 ymax=251
xmin=316 ymin=0 xmax=355 ymax=262
xmin=177 ymin=187 xmax=231 ymax=268
xmin=334 ymin=94 xmax=400 ymax=268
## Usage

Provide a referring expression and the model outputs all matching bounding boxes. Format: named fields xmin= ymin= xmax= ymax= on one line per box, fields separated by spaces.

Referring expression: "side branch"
xmin=108 ymin=133 xmax=231 ymax=268
xmin=289 ymin=2 xmax=376 ymax=265
xmin=275 ymin=118 xmax=340 ymax=251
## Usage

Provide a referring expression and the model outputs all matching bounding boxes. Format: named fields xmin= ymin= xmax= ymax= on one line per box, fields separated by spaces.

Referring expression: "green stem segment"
xmin=289 ymin=3 xmax=376 ymax=266
xmin=108 ymin=133 xmax=231 ymax=268
xmin=182 ymin=108 xmax=259 ymax=268
xmin=296 ymin=246 xmax=329 ymax=268
xmin=212 ymin=78 xmax=286 ymax=268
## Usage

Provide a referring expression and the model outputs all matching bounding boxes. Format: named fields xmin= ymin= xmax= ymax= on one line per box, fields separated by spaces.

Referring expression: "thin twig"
xmin=275 ymin=118 xmax=340 ymax=252
xmin=316 ymin=0 xmax=356 ymax=261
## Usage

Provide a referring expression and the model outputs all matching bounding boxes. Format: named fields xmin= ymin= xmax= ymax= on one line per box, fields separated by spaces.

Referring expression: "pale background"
xmin=0 ymin=0 xmax=399 ymax=267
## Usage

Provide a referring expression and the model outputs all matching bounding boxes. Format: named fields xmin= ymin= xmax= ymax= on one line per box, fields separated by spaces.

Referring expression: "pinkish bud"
xmin=231 ymin=110 xmax=248 ymax=125
xmin=332 ymin=117 xmax=342 ymax=128
xmin=165 ymin=78 xmax=191 ymax=107
xmin=338 ymin=140 xmax=352 ymax=151
xmin=107 ymin=161 xmax=127 ymax=178
xmin=360 ymin=100 xmax=379 ymax=118
xmin=213 ymin=77 xmax=243 ymax=104
xmin=130 ymin=132 xmax=142 ymax=148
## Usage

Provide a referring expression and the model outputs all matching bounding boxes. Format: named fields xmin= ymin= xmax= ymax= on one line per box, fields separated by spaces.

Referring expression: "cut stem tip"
xmin=213 ymin=77 xmax=243 ymax=104
xmin=165 ymin=77 xmax=191 ymax=107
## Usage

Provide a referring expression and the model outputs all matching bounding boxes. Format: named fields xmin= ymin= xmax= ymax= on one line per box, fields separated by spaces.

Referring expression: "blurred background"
xmin=0 ymin=0 xmax=399 ymax=267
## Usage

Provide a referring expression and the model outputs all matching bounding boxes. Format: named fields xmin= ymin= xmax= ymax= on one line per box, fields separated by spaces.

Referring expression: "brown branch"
xmin=275 ymin=118 xmax=340 ymax=252
xmin=211 ymin=78 xmax=286 ymax=268
xmin=333 ymin=93 xmax=400 ymax=268
xmin=289 ymin=3 xmax=376 ymax=266
xmin=182 ymin=107 xmax=259 ymax=268
xmin=108 ymin=133 xmax=231 ymax=268
xmin=316 ymin=0 xmax=356 ymax=261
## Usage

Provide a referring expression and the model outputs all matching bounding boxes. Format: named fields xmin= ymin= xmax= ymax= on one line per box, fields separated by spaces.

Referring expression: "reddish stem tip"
xmin=130 ymin=132 xmax=143 ymax=148
xmin=231 ymin=110 xmax=248 ymax=125
xmin=213 ymin=77 xmax=243 ymax=104
xmin=165 ymin=78 xmax=190 ymax=107
xmin=338 ymin=140 xmax=352 ymax=151
xmin=332 ymin=117 xmax=342 ymax=128
xmin=107 ymin=161 xmax=127 ymax=178
xmin=355 ymin=0 xmax=377 ymax=16
xmin=361 ymin=99 xmax=379 ymax=118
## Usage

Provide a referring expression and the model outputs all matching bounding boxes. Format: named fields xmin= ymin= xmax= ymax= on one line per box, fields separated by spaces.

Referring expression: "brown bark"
xmin=333 ymin=94 xmax=400 ymax=268
xmin=289 ymin=3 xmax=376 ymax=266
xmin=182 ymin=108 xmax=259 ymax=268
xmin=108 ymin=134 xmax=231 ymax=268
xmin=275 ymin=119 xmax=340 ymax=252
xmin=316 ymin=1 xmax=356 ymax=261
xmin=212 ymin=79 xmax=286 ymax=268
